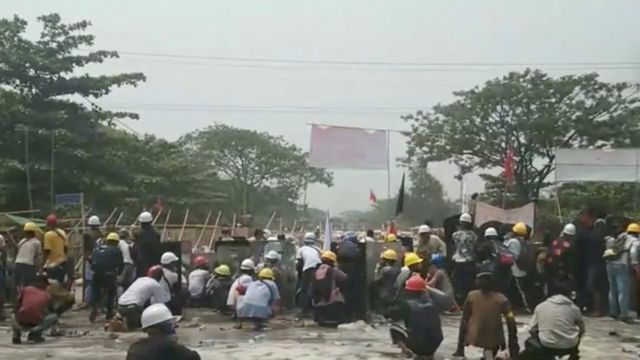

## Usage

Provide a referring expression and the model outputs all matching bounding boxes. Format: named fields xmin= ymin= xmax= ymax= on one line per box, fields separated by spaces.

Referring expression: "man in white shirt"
xmin=117 ymin=265 xmax=170 ymax=330
xmin=117 ymin=228 xmax=135 ymax=291
xmin=160 ymin=252 xmax=187 ymax=316
xmin=296 ymin=232 xmax=322 ymax=319
xmin=188 ymin=256 xmax=211 ymax=306
xmin=14 ymin=222 xmax=43 ymax=289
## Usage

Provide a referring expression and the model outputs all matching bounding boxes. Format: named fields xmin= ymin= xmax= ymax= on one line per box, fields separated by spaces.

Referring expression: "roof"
xmin=0 ymin=214 xmax=46 ymax=232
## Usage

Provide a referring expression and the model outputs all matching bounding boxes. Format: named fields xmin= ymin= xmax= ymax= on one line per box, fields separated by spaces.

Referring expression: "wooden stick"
xmin=178 ymin=209 xmax=190 ymax=242
xmin=194 ymin=211 xmax=212 ymax=248
xmin=264 ymin=210 xmax=277 ymax=230
xmin=66 ymin=207 xmax=93 ymax=237
xmin=207 ymin=211 xmax=223 ymax=250
xmin=113 ymin=211 xmax=124 ymax=228
xmin=279 ymin=217 xmax=284 ymax=232
xmin=291 ymin=219 xmax=298 ymax=234
xmin=161 ymin=209 xmax=172 ymax=241
xmin=101 ymin=207 xmax=119 ymax=230
xmin=152 ymin=208 xmax=163 ymax=225
xmin=231 ymin=213 xmax=237 ymax=233
xmin=0 ymin=209 xmax=41 ymax=215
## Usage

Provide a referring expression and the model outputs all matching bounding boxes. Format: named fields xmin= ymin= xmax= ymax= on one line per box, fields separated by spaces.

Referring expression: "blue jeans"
xmin=607 ymin=262 xmax=630 ymax=319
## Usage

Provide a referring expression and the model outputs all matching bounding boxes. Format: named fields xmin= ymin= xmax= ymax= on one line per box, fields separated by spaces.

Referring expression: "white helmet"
xmin=563 ymin=223 xmax=576 ymax=236
xmin=459 ymin=213 xmax=472 ymax=223
xmin=240 ymin=258 xmax=255 ymax=271
xmin=265 ymin=250 xmax=281 ymax=261
xmin=418 ymin=225 xmax=432 ymax=234
xmin=263 ymin=229 xmax=272 ymax=237
xmin=139 ymin=211 xmax=153 ymax=223
xmin=484 ymin=227 xmax=498 ymax=237
xmin=303 ymin=232 xmax=316 ymax=243
xmin=160 ymin=252 xmax=179 ymax=265
xmin=88 ymin=215 xmax=101 ymax=226
xmin=141 ymin=303 xmax=175 ymax=329
xmin=267 ymin=236 xmax=278 ymax=241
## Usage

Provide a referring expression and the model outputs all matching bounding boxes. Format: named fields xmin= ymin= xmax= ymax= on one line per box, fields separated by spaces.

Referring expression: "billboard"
xmin=309 ymin=125 xmax=388 ymax=170
xmin=555 ymin=148 xmax=639 ymax=182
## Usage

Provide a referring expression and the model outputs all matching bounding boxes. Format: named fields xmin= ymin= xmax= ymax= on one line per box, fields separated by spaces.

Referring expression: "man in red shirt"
xmin=12 ymin=274 xmax=58 ymax=344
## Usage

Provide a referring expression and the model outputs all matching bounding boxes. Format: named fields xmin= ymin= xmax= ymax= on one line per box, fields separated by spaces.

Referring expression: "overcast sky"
xmin=4 ymin=1 xmax=640 ymax=214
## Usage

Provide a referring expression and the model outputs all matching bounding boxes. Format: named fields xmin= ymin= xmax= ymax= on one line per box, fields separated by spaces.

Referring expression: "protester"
xmin=14 ymin=222 xmax=43 ymax=290
xmin=227 ymin=258 xmax=255 ymax=329
xmin=311 ymin=251 xmax=347 ymax=327
xmin=365 ymin=229 xmax=376 ymax=243
xmin=386 ymin=233 xmax=398 ymax=243
xmin=389 ymin=275 xmax=443 ymax=359
xmin=160 ymin=251 xmax=187 ymax=315
xmin=374 ymin=249 xmax=401 ymax=312
xmin=43 ymin=214 xmax=67 ymax=271
xmin=237 ymin=268 xmax=281 ymax=331
xmin=604 ymin=222 xmax=640 ymax=323
xmin=188 ymin=256 xmax=211 ymax=307
xmin=588 ymin=219 xmax=608 ymax=317
xmin=395 ymin=252 xmax=424 ymax=303
xmin=416 ymin=224 xmax=447 ymax=263
xmin=83 ymin=215 xmax=103 ymax=305
xmin=505 ymin=222 xmax=536 ymax=313
xmin=133 ymin=211 xmax=161 ymax=278
xmin=520 ymin=279 xmax=585 ymax=360
xmin=206 ymin=264 xmax=233 ymax=314
xmin=126 ymin=303 xmax=200 ymax=360
xmin=12 ymin=274 xmax=57 ymax=344
xmin=454 ymin=269 xmax=519 ymax=360
xmin=296 ymin=232 xmax=322 ymax=319
xmin=426 ymin=254 xmax=456 ymax=312
xmin=256 ymin=250 xmax=282 ymax=280
xmin=43 ymin=267 xmax=74 ymax=317
xmin=118 ymin=266 xmax=171 ymax=330
xmin=90 ymin=232 xmax=124 ymax=322
xmin=546 ymin=224 xmax=577 ymax=285
xmin=337 ymin=232 xmax=362 ymax=321
xmin=117 ymin=227 xmax=136 ymax=291
xmin=451 ymin=213 xmax=477 ymax=307
xmin=481 ymin=227 xmax=512 ymax=295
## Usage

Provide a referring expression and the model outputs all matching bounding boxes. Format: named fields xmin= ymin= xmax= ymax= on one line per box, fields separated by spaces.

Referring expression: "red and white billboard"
xmin=309 ymin=125 xmax=389 ymax=170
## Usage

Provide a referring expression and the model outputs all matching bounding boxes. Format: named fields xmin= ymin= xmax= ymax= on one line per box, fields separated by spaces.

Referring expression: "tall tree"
xmin=405 ymin=69 xmax=640 ymax=203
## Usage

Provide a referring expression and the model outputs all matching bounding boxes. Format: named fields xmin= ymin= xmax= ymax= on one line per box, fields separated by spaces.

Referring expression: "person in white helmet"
xmin=126 ymin=303 xmax=200 ymax=360
xmin=83 ymin=215 xmax=102 ymax=305
xmin=451 ymin=213 xmax=478 ymax=307
xmin=296 ymin=232 xmax=322 ymax=319
xmin=545 ymin=224 xmax=577 ymax=291
xmin=416 ymin=224 xmax=447 ymax=263
xmin=159 ymin=252 xmax=186 ymax=315
xmin=227 ymin=258 xmax=255 ymax=329
xmin=118 ymin=265 xmax=171 ymax=330
xmin=133 ymin=211 xmax=161 ymax=278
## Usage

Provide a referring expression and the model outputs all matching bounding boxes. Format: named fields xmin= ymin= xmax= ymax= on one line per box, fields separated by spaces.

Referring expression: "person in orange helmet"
xmin=188 ymin=256 xmax=211 ymax=307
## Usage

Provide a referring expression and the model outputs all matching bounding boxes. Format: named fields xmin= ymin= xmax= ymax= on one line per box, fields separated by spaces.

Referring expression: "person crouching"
xmin=237 ymin=268 xmax=281 ymax=331
xmin=12 ymin=274 xmax=58 ymax=344
xmin=206 ymin=264 xmax=233 ymax=314
xmin=227 ymin=259 xmax=256 ymax=329
xmin=310 ymin=251 xmax=347 ymax=327
xmin=188 ymin=256 xmax=211 ymax=307
xmin=117 ymin=266 xmax=171 ymax=330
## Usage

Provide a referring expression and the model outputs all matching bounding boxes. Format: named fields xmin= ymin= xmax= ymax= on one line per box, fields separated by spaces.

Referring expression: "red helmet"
xmin=193 ymin=256 xmax=208 ymax=268
xmin=46 ymin=214 xmax=58 ymax=226
xmin=405 ymin=275 xmax=426 ymax=292
xmin=147 ymin=265 xmax=164 ymax=278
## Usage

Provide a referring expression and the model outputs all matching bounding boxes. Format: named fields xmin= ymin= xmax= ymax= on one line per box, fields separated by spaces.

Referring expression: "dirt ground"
xmin=1 ymin=309 xmax=640 ymax=360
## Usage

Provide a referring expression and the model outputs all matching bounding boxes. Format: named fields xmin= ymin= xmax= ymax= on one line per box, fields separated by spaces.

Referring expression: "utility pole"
xmin=23 ymin=127 xmax=33 ymax=211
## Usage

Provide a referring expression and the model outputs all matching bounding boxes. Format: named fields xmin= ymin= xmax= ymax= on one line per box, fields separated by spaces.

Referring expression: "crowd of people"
xmin=3 ymin=209 xmax=640 ymax=359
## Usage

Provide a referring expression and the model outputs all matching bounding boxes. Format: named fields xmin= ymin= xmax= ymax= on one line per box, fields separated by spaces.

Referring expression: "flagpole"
xmin=386 ymin=130 xmax=391 ymax=199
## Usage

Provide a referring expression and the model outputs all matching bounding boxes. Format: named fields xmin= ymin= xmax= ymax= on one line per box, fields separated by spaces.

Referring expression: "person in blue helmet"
xmin=427 ymin=254 xmax=457 ymax=313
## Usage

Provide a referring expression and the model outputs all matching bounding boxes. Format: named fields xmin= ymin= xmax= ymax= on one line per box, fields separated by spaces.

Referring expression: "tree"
xmin=180 ymin=124 xmax=333 ymax=217
xmin=405 ymin=69 xmax=640 ymax=204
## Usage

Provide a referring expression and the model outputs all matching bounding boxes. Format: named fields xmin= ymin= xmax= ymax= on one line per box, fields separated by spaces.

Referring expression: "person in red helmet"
xmin=389 ymin=275 xmax=443 ymax=359
xmin=188 ymin=256 xmax=211 ymax=307
xmin=117 ymin=266 xmax=170 ymax=330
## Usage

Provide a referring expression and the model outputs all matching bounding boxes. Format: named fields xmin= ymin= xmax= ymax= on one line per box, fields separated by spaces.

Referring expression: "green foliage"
xmin=406 ymin=69 xmax=640 ymax=204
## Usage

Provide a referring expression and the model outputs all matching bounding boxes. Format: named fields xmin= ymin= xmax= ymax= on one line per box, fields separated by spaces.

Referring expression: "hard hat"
xmin=263 ymin=229 xmax=272 ymax=237
xmin=240 ymin=258 xmax=256 ymax=271
xmin=321 ymin=250 xmax=337 ymax=263
xmin=46 ymin=214 xmax=58 ymax=226
xmin=147 ymin=265 xmax=164 ymax=278
xmin=418 ymin=225 xmax=432 ymax=234
xmin=141 ymin=303 xmax=175 ymax=329
xmin=267 ymin=236 xmax=278 ymax=241
xmin=214 ymin=264 xmax=231 ymax=276
xmin=459 ymin=213 xmax=472 ymax=223
xmin=258 ymin=268 xmax=274 ymax=280
xmin=431 ymin=254 xmax=445 ymax=267
xmin=265 ymin=250 xmax=281 ymax=261
xmin=627 ymin=223 xmax=640 ymax=234
xmin=106 ymin=232 xmax=120 ymax=242
xmin=484 ymin=227 xmax=498 ymax=237
xmin=512 ymin=222 xmax=528 ymax=236
xmin=562 ymin=224 xmax=576 ymax=236
xmin=386 ymin=234 xmax=397 ymax=242
xmin=344 ymin=233 xmax=358 ymax=243
xmin=193 ymin=256 xmax=208 ymax=267
xmin=88 ymin=215 xmax=101 ymax=226
xmin=23 ymin=222 xmax=40 ymax=233
xmin=118 ymin=227 xmax=130 ymax=237
xmin=405 ymin=275 xmax=426 ymax=292
xmin=160 ymin=252 xmax=179 ymax=265
xmin=404 ymin=252 xmax=423 ymax=267
xmin=303 ymin=232 xmax=316 ymax=243
xmin=139 ymin=211 xmax=153 ymax=223
xmin=381 ymin=249 xmax=398 ymax=261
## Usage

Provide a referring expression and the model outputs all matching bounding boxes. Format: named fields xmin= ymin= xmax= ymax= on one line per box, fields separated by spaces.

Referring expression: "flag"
xmin=369 ymin=189 xmax=377 ymax=204
xmin=503 ymin=148 xmax=515 ymax=184
xmin=323 ymin=210 xmax=332 ymax=251
xmin=388 ymin=221 xmax=398 ymax=236
xmin=395 ymin=173 xmax=405 ymax=216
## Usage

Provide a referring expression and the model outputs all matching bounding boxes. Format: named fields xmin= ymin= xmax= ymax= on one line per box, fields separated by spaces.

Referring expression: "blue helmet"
xmin=431 ymin=254 xmax=445 ymax=268
xmin=344 ymin=232 xmax=358 ymax=243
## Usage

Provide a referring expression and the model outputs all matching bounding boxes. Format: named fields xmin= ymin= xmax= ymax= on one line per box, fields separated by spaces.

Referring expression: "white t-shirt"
xmin=118 ymin=240 xmax=134 ymax=265
xmin=118 ymin=277 xmax=171 ymax=307
xmin=226 ymin=274 xmax=253 ymax=307
xmin=15 ymin=237 xmax=42 ymax=266
xmin=296 ymin=245 xmax=322 ymax=272
xmin=504 ymin=237 xmax=527 ymax=278
xmin=188 ymin=269 xmax=210 ymax=298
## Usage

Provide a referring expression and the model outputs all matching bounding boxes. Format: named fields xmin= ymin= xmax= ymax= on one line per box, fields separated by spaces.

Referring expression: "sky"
xmin=3 ymin=1 xmax=640 ymax=214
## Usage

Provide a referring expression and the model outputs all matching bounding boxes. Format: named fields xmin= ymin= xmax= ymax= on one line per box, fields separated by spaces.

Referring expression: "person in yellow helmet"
xmin=14 ymin=223 xmax=43 ymax=292
xmin=604 ymin=222 xmax=640 ymax=323
xmin=89 ymin=232 xmax=124 ymax=322
xmin=311 ymin=251 xmax=347 ymax=327
xmin=504 ymin=222 xmax=535 ymax=313
xmin=237 ymin=268 xmax=281 ymax=331
xmin=374 ymin=249 xmax=401 ymax=311
xmin=206 ymin=265 xmax=233 ymax=315
xmin=394 ymin=253 xmax=424 ymax=303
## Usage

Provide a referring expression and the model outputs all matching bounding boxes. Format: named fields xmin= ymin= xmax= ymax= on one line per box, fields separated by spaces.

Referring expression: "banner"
xmin=309 ymin=125 xmax=388 ymax=169
xmin=555 ymin=148 xmax=640 ymax=182
xmin=474 ymin=201 xmax=535 ymax=228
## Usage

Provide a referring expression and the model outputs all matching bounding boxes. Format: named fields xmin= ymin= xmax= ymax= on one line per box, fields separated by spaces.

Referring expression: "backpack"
xmin=515 ymin=238 xmax=536 ymax=272
xmin=91 ymin=246 xmax=116 ymax=274
xmin=496 ymin=243 xmax=515 ymax=266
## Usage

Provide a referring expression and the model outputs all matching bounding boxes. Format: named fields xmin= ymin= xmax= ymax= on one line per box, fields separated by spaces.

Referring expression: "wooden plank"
xmin=152 ymin=208 xmax=163 ymax=225
xmin=101 ymin=207 xmax=118 ymax=230
xmin=193 ymin=211 xmax=212 ymax=248
xmin=264 ymin=210 xmax=277 ymax=230
xmin=113 ymin=211 xmax=124 ymax=228
xmin=207 ymin=211 xmax=223 ymax=250
xmin=161 ymin=209 xmax=172 ymax=241
xmin=178 ymin=209 xmax=190 ymax=242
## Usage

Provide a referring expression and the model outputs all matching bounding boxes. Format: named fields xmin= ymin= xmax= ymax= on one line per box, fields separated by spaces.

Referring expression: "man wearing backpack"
xmin=604 ymin=223 xmax=640 ymax=323
xmin=505 ymin=222 xmax=536 ymax=313
xmin=89 ymin=232 xmax=124 ymax=322
xmin=546 ymin=224 xmax=577 ymax=288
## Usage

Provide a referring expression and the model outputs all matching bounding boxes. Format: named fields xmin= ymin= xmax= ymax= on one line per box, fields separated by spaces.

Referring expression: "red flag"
xmin=388 ymin=221 xmax=398 ymax=235
xmin=369 ymin=189 xmax=377 ymax=204
xmin=154 ymin=197 xmax=164 ymax=212
xmin=503 ymin=148 xmax=515 ymax=184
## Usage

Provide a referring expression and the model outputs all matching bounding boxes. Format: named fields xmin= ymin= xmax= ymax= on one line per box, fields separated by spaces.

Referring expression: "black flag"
xmin=395 ymin=173 xmax=405 ymax=216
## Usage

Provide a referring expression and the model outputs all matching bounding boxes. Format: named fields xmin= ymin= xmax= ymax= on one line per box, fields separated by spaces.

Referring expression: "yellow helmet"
xmin=321 ymin=250 xmax=337 ymax=263
xmin=404 ymin=252 xmax=423 ymax=267
xmin=381 ymin=249 xmax=398 ymax=261
xmin=23 ymin=222 xmax=40 ymax=233
xmin=386 ymin=234 xmax=398 ymax=242
xmin=512 ymin=222 xmax=528 ymax=236
xmin=214 ymin=265 xmax=231 ymax=276
xmin=627 ymin=223 xmax=640 ymax=234
xmin=258 ymin=267 xmax=274 ymax=280
xmin=106 ymin=232 xmax=120 ymax=242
